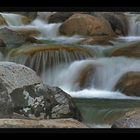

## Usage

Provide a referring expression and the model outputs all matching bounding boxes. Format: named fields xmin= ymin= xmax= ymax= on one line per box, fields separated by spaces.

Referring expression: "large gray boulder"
xmin=0 ymin=62 xmax=81 ymax=121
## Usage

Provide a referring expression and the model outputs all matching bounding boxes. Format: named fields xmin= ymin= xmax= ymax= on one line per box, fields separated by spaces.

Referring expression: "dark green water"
xmin=74 ymin=98 xmax=140 ymax=128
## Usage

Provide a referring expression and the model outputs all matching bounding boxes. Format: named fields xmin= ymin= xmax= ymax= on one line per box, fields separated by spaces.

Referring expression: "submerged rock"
xmin=112 ymin=108 xmax=140 ymax=128
xmin=0 ymin=118 xmax=87 ymax=128
xmin=114 ymin=71 xmax=140 ymax=96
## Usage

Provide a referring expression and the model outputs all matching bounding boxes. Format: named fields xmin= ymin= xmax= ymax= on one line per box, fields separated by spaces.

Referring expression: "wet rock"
xmin=114 ymin=71 xmax=140 ymax=96
xmin=13 ymin=12 xmax=37 ymax=21
xmin=48 ymin=12 xmax=74 ymax=23
xmin=112 ymin=108 xmax=140 ymax=128
xmin=110 ymin=41 xmax=140 ymax=58
xmin=0 ymin=118 xmax=87 ymax=128
xmin=59 ymin=13 xmax=114 ymax=37
xmin=74 ymin=64 xmax=95 ymax=90
xmin=12 ymin=28 xmax=41 ymax=38
xmin=0 ymin=14 xmax=7 ymax=25
xmin=0 ymin=27 xmax=26 ymax=47
xmin=80 ymin=35 xmax=113 ymax=45
xmin=92 ymin=12 xmax=128 ymax=36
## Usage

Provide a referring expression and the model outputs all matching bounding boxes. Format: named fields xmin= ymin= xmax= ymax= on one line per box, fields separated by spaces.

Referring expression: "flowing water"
xmin=1 ymin=12 xmax=140 ymax=128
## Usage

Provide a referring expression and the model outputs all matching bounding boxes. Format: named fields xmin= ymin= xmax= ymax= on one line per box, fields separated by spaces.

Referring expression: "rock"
xmin=114 ymin=71 xmax=140 ymax=96
xmin=20 ymin=15 xmax=31 ymax=25
xmin=0 ymin=27 xmax=26 ymax=47
xmin=0 ymin=39 xmax=6 ymax=47
xmin=48 ymin=12 xmax=74 ymax=23
xmin=80 ymin=35 xmax=113 ymax=45
xmin=13 ymin=12 xmax=37 ymax=21
xmin=8 ymin=44 xmax=94 ymax=75
xmin=0 ymin=62 xmax=81 ymax=120
xmin=59 ymin=13 xmax=114 ymax=37
xmin=74 ymin=64 xmax=95 ymax=90
xmin=47 ymin=86 xmax=82 ymax=121
xmin=0 ymin=79 xmax=13 ymax=118
xmin=11 ymin=84 xmax=81 ymax=121
xmin=112 ymin=108 xmax=140 ymax=128
xmin=0 ymin=118 xmax=87 ymax=128
xmin=110 ymin=41 xmax=140 ymax=58
xmin=92 ymin=12 xmax=128 ymax=36
xmin=12 ymin=28 xmax=41 ymax=38
xmin=0 ymin=14 xmax=7 ymax=25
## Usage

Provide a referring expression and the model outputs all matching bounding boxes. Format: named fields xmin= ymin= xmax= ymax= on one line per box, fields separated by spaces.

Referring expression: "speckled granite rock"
xmin=0 ymin=62 xmax=81 ymax=121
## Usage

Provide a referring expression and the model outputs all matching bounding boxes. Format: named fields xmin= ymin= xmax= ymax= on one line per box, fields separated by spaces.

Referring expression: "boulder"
xmin=0 ymin=62 xmax=81 ymax=120
xmin=59 ymin=14 xmax=114 ymax=37
xmin=0 ymin=27 xmax=26 ymax=47
xmin=8 ymin=44 xmax=94 ymax=75
xmin=0 ymin=118 xmax=87 ymax=128
xmin=12 ymin=12 xmax=37 ymax=21
xmin=110 ymin=41 xmax=140 ymax=58
xmin=92 ymin=12 xmax=128 ymax=36
xmin=112 ymin=108 xmax=140 ymax=128
xmin=114 ymin=71 xmax=140 ymax=96
xmin=48 ymin=12 xmax=74 ymax=23
xmin=12 ymin=28 xmax=41 ymax=38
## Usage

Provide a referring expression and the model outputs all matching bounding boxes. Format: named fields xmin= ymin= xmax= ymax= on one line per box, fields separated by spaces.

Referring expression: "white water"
xmin=41 ymin=57 xmax=140 ymax=99
xmin=126 ymin=13 xmax=140 ymax=36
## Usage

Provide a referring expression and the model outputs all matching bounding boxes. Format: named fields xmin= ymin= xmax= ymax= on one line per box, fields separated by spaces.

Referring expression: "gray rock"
xmin=0 ymin=79 xmax=13 ymax=118
xmin=112 ymin=108 xmax=140 ymax=128
xmin=0 ymin=27 xmax=26 ymax=47
xmin=0 ymin=62 xmax=81 ymax=121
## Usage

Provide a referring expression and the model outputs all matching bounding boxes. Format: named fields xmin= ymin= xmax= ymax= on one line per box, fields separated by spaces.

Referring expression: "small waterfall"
xmin=126 ymin=13 xmax=140 ymax=36
xmin=7 ymin=44 xmax=95 ymax=75
xmin=0 ymin=13 xmax=26 ymax=26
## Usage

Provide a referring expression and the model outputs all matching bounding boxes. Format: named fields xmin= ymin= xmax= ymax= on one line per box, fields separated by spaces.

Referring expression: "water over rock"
xmin=0 ymin=62 xmax=81 ymax=120
xmin=74 ymin=64 xmax=95 ymax=90
xmin=114 ymin=71 xmax=140 ymax=96
xmin=112 ymin=108 xmax=140 ymax=128
xmin=8 ymin=44 xmax=95 ymax=75
xmin=110 ymin=41 xmax=140 ymax=58
xmin=59 ymin=13 xmax=114 ymax=37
